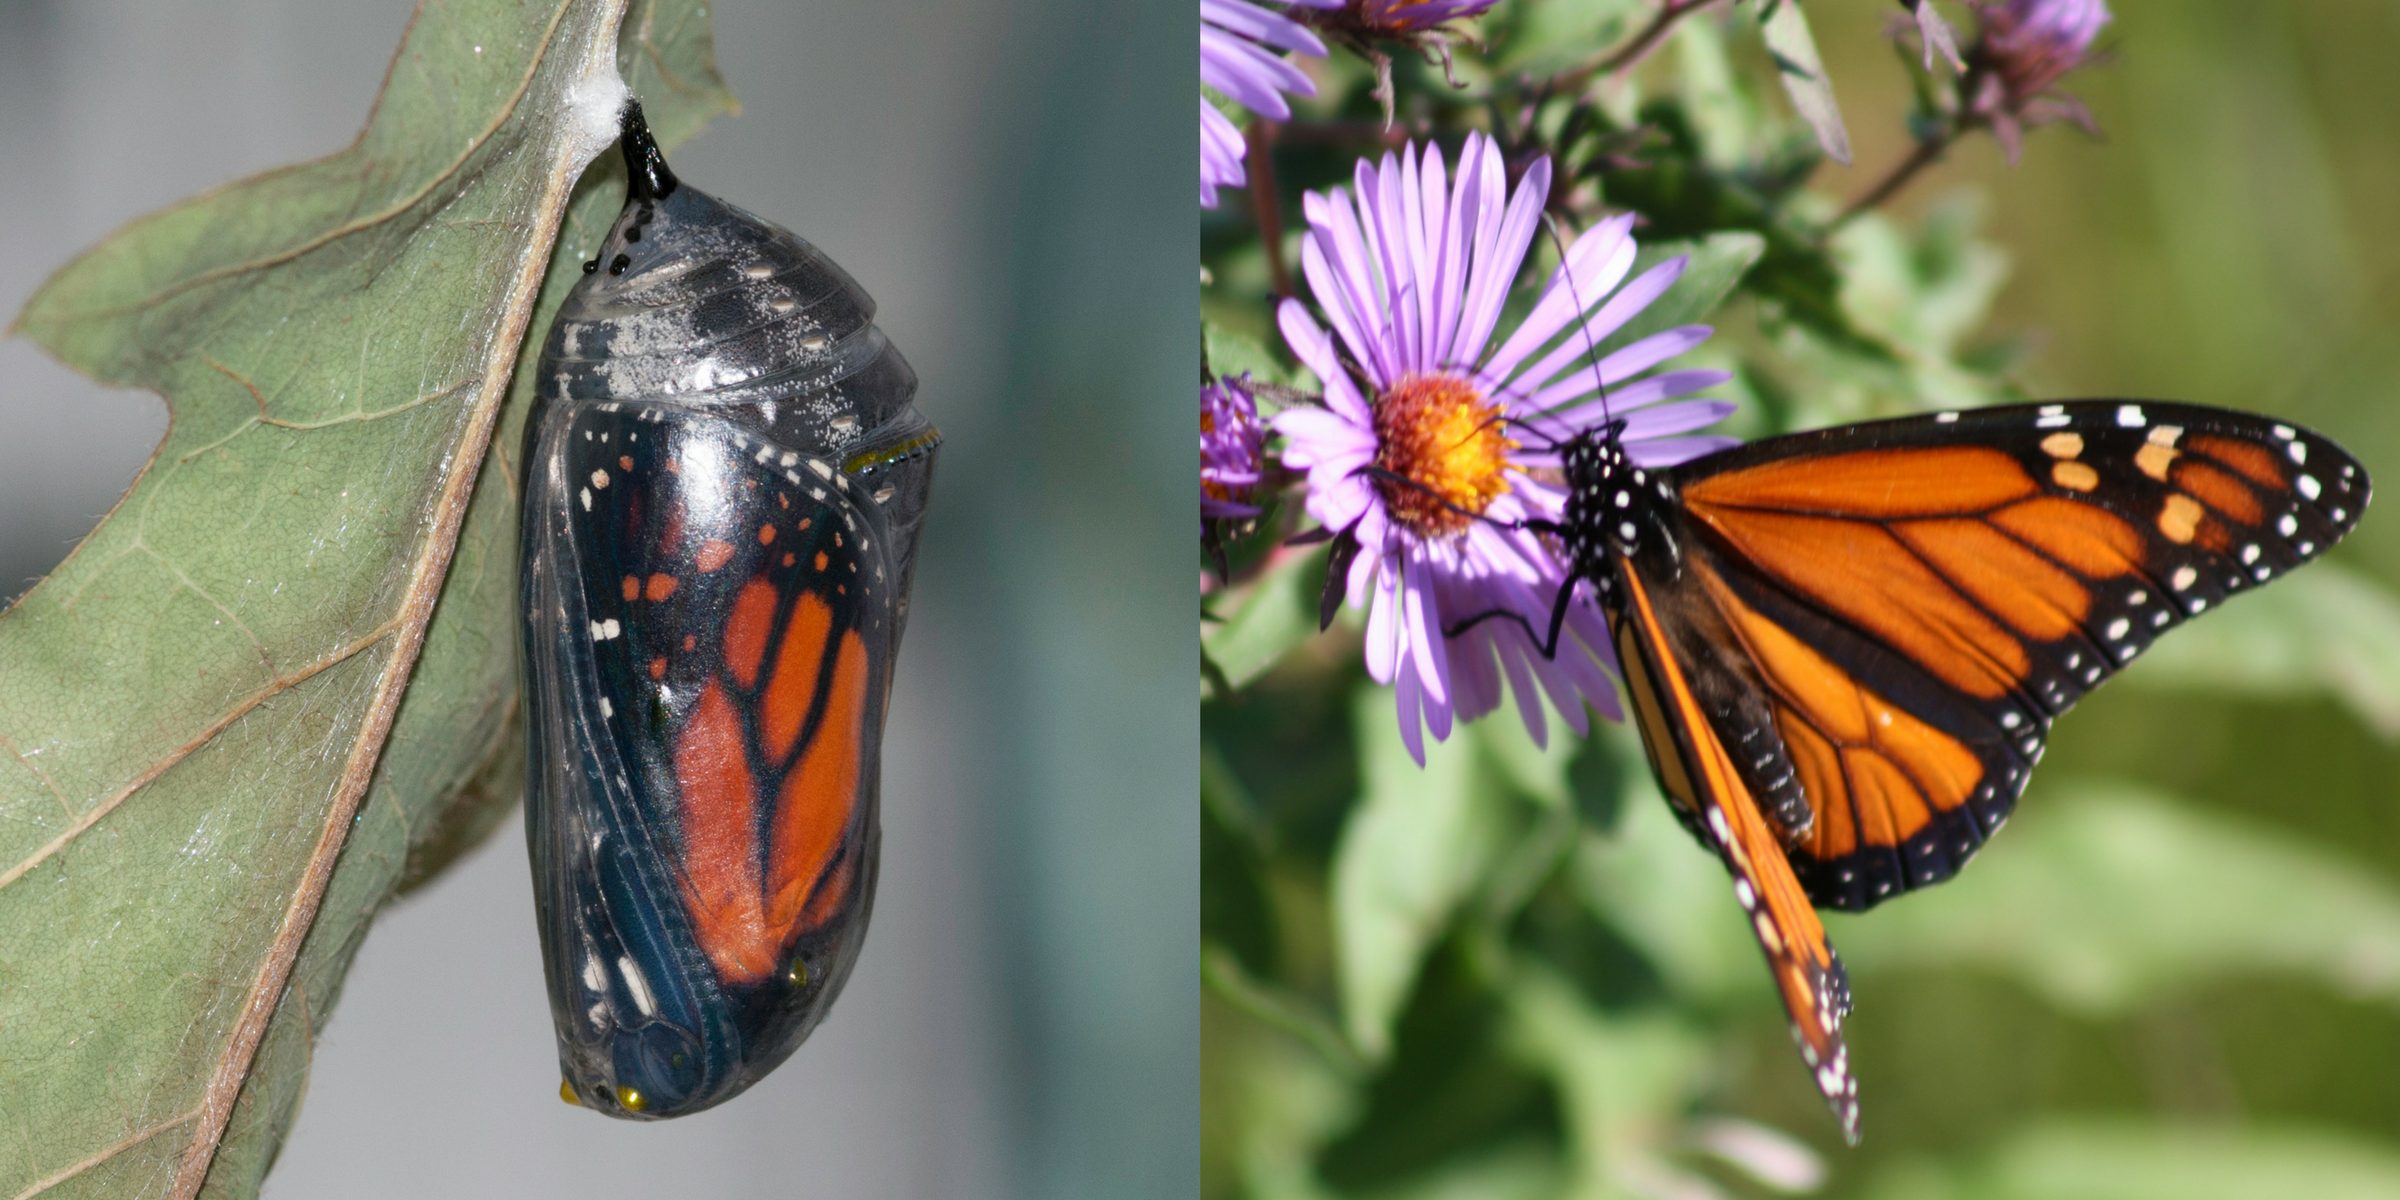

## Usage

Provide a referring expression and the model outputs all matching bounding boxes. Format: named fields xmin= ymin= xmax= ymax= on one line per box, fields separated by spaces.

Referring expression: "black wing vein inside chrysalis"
xmin=520 ymin=99 xmax=939 ymax=1119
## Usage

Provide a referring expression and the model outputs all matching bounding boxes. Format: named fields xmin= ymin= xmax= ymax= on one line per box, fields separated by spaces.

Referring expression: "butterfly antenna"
xmin=1545 ymin=212 xmax=1618 ymax=437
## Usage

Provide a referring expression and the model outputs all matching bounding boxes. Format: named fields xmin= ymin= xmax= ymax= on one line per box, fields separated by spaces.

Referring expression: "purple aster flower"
xmin=1966 ymin=0 xmax=2109 ymax=158
xmin=1273 ymin=134 xmax=1737 ymax=763
xmin=1977 ymin=0 xmax=2109 ymax=100
xmin=1203 ymin=375 xmax=1266 ymax=520
xmin=1323 ymin=0 xmax=1499 ymax=38
xmin=1202 ymin=0 xmax=1340 ymax=208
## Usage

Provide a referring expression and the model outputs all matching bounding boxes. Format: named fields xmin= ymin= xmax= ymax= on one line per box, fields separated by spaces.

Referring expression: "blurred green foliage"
xmin=1203 ymin=1 xmax=2400 ymax=1197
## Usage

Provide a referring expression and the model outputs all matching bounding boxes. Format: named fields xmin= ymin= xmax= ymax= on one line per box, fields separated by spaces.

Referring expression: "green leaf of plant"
xmin=1584 ymin=232 xmax=1766 ymax=370
xmin=1860 ymin=1120 xmax=2400 ymax=1200
xmin=1332 ymin=691 xmax=1519 ymax=1061
xmin=1205 ymin=545 xmax=1329 ymax=694
xmin=2116 ymin=560 xmax=2400 ymax=738
xmin=0 ymin=3 xmax=732 ymax=1196
xmin=1832 ymin=780 xmax=2400 ymax=1016
xmin=1757 ymin=0 xmax=1851 ymax=166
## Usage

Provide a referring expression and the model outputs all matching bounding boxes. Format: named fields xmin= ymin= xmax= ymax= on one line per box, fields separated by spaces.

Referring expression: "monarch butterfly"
xmin=519 ymin=100 xmax=939 ymax=1118
xmin=1458 ymin=400 xmax=2367 ymax=1141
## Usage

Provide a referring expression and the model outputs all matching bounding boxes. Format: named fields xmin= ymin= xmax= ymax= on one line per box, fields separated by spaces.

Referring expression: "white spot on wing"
xmin=2117 ymin=404 xmax=2145 ymax=427
xmin=2299 ymin=474 xmax=2322 ymax=500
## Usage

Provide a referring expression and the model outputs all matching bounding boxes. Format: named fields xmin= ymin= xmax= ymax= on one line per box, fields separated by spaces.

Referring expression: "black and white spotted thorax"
xmin=1557 ymin=423 xmax=1684 ymax=601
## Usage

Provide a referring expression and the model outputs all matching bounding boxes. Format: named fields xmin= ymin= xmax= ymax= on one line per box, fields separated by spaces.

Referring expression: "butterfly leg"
xmin=1442 ymin=570 xmax=1582 ymax=661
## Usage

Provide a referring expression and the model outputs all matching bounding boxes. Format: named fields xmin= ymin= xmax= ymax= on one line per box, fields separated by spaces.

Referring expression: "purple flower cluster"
xmin=1968 ymin=0 xmax=2110 ymax=156
xmin=1201 ymin=0 xmax=1340 ymax=208
xmin=1202 ymin=376 xmax=1266 ymax=520
xmin=1272 ymin=134 xmax=1734 ymax=761
xmin=1978 ymin=0 xmax=2110 ymax=101
xmin=1323 ymin=0 xmax=1499 ymax=38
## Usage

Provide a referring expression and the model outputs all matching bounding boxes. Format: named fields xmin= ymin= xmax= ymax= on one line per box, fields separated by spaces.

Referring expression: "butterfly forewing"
xmin=524 ymin=399 xmax=894 ymax=1116
xmin=1668 ymin=401 xmax=2368 ymax=911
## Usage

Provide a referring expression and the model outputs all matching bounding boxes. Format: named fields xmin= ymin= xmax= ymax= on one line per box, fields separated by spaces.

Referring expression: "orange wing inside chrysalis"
xmin=673 ymin=581 xmax=873 ymax=986
xmin=1615 ymin=568 xmax=1859 ymax=1141
xmin=674 ymin=679 xmax=776 ymax=982
xmin=767 ymin=629 xmax=870 ymax=934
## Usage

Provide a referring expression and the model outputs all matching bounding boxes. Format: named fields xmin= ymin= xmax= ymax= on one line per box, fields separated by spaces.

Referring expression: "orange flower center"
xmin=1372 ymin=372 xmax=1515 ymax=538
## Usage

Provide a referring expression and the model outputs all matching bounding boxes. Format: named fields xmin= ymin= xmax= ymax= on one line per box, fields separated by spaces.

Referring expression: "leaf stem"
xmin=1247 ymin=119 xmax=1296 ymax=302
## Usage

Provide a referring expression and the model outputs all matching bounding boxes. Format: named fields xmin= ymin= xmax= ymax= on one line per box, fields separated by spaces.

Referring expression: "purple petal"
xmin=1451 ymin=145 xmax=1549 ymax=368
xmin=1201 ymin=28 xmax=1310 ymax=118
xmin=1395 ymin=668 xmax=1428 ymax=765
xmin=1625 ymin=434 xmax=1742 ymax=467
xmin=1546 ymin=368 xmax=1730 ymax=421
xmin=1200 ymin=0 xmax=1329 ymax=56
xmin=1402 ymin=554 xmax=1450 ymax=707
xmin=1201 ymin=102 xmax=1246 ymax=206
xmin=1480 ymin=214 xmax=1636 ymax=386
xmin=1494 ymin=248 xmax=1674 ymax=399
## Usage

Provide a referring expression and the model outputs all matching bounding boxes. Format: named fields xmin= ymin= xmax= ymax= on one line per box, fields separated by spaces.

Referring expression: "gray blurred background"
xmin=0 ymin=0 xmax=1191 ymax=1195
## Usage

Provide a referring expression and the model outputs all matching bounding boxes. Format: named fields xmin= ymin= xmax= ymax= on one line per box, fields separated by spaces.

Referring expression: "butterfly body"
xmin=519 ymin=105 xmax=937 ymax=1119
xmin=1521 ymin=400 xmax=2368 ymax=1141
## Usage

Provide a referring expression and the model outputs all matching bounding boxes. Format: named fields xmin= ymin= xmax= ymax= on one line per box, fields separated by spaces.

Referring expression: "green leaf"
xmin=1331 ymin=690 xmax=1519 ymax=1060
xmin=1317 ymin=937 xmax=1564 ymax=1192
xmin=1206 ymin=545 xmax=1330 ymax=694
xmin=0 ymin=3 xmax=733 ymax=1196
xmin=1589 ymin=232 xmax=1767 ymax=366
xmin=1861 ymin=1121 xmax=2400 ymax=1200
xmin=1757 ymin=0 xmax=1851 ymax=166
xmin=2118 ymin=560 xmax=2400 ymax=738
xmin=1206 ymin=321 xmax=1291 ymax=389
xmin=1569 ymin=721 xmax=1759 ymax=1003
xmin=1833 ymin=781 xmax=2400 ymax=1015
xmin=1503 ymin=970 xmax=1717 ymax=1198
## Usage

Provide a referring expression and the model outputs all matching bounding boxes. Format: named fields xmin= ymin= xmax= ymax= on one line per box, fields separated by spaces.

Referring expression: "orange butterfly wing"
xmin=1610 ymin=562 xmax=1860 ymax=1142
xmin=1670 ymin=402 xmax=2368 ymax=911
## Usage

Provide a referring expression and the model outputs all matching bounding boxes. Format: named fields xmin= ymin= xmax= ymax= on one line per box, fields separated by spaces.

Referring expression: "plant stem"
xmin=1826 ymin=128 xmax=1955 ymax=232
xmin=1589 ymin=0 xmax=1724 ymax=79
xmin=1247 ymin=119 xmax=1295 ymax=302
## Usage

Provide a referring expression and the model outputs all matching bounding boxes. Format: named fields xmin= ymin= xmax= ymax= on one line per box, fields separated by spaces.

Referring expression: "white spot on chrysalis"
xmin=619 ymin=956 xmax=658 ymax=1017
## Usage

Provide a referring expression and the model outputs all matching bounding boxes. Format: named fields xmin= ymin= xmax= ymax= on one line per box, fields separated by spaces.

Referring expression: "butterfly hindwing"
xmin=1665 ymin=400 xmax=2368 ymax=912
xmin=1609 ymin=558 xmax=1860 ymax=1142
